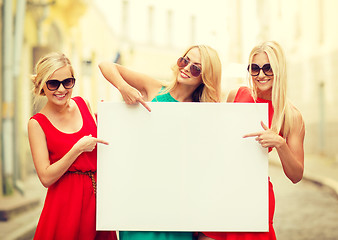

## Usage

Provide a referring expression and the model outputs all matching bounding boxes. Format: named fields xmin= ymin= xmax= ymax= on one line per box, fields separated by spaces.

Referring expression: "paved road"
xmin=270 ymin=164 xmax=338 ymax=240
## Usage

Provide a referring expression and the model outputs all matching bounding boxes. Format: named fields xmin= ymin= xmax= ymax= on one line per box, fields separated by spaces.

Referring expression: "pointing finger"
xmin=243 ymin=132 xmax=261 ymax=138
xmin=96 ymin=138 xmax=109 ymax=145
xmin=138 ymin=98 xmax=151 ymax=112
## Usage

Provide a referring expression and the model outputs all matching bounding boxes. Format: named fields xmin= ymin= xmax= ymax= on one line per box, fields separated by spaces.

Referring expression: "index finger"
xmin=243 ymin=132 xmax=261 ymax=138
xmin=138 ymin=98 xmax=151 ymax=112
xmin=95 ymin=138 xmax=109 ymax=145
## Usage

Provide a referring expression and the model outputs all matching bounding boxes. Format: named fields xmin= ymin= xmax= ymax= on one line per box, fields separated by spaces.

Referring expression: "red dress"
xmin=202 ymin=87 xmax=277 ymax=240
xmin=31 ymin=96 xmax=117 ymax=240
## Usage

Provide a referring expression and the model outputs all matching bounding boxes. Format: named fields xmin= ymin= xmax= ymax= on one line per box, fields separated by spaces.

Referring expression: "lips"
xmin=54 ymin=93 xmax=67 ymax=99
xmin=180 ymin=71 xmax=190 ymax=78
xmin=256 ymin=79 xmax=271 ymax=84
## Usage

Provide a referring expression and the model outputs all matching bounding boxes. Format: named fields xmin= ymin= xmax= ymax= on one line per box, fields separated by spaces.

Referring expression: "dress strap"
xmin=72 ymin=97 xmax=95 ymax=123
xmin=30 ymin=113 xmax=53 ymax=134
xmin=234 ymin=86 xmax=254 ymax=102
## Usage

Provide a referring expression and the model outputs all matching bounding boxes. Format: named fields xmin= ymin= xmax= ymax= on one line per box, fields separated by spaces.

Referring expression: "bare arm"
xmin=28 ymin=119 xmax=108 ymax=188
xmin=275 ymin=111 xmax=305 ymax=183
xmin=84 ymin=98 xmax=97 ymax=124
xmin=229 ymin=87 xmax=304 ymax=182
xmin=99 ymin=61 xmax=162 ymax=111
xmin=244 ymin=112 xmax=305 ymax=183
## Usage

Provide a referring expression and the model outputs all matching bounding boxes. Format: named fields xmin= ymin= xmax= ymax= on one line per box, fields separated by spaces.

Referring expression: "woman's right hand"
xmin=74 ymin=135 xmax=109 ymax=153
xmin=120 ymin=84 xmax=151 ymax=112
xmin=28 ymin=120 xmax=110 ymax=188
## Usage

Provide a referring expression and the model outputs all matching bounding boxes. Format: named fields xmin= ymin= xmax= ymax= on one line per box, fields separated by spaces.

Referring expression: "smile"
xmin=256 ymin=79 xmax=271 ymax=83
xmin=54 ymin=93 xmax=67 ymax=98
xmin=180 ymin=71 xmax=190 ymax=78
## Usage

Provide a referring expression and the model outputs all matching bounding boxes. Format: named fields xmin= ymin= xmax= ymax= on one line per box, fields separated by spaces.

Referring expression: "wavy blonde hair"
xmin=164 ymin=45 xmax=222 ymax=102
xmin=248 ymin=41 xmax=298 ymax=137
xmin=31 ymin=52 xmax=74 ymax=98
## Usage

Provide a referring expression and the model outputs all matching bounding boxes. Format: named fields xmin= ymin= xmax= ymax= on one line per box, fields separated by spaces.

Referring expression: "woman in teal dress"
xmin=99 ymin=45 xmax=222 ymax=240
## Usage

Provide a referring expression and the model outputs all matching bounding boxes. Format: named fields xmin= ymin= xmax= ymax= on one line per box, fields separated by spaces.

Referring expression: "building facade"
xmin=107 ymin=0 xmax=338 ymax=158
xmin=249 ymin=0 xmax=338 ymax=157
xmin=2 ymin=0 xmax=337 ymax=197
xmin=0 ymin=0 xmax=118 ymax=197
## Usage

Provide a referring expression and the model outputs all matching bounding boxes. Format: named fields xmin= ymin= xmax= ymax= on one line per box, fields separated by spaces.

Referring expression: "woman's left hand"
xmin=243 ymin=121 xmax=285 ymax=149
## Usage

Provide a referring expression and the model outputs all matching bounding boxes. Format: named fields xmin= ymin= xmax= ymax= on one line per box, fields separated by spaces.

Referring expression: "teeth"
xmin=55 ymin=94 xmax=66 ymax=98
xmin=180 ymin=71 xmax=189 ymax=78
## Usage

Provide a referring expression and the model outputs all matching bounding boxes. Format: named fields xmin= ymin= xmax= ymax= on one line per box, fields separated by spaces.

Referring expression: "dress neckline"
xmin=36 ymin=98 xmax=84 ymax=135
xmin=256 ymin=97 xmax=271 ymax=103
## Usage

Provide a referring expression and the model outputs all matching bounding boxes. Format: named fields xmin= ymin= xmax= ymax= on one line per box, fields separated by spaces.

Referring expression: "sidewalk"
xmin=270 ymin=150 xmax=338 ymax=198
xmin=0 ymin=174 xmax=46 ymax=240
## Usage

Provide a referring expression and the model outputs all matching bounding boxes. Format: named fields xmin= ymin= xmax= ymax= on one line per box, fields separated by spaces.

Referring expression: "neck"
xmin=170 ymin=84 xmax=197 ymax=102
xmin=43 ymin=98 xmax=72 ymax=115
xmin=257 ymin=89 xmax=272 ymax=101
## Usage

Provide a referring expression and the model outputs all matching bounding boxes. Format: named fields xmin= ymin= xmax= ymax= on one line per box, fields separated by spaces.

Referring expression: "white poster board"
xmin=97 ymin=102 xmax=268 ymax=232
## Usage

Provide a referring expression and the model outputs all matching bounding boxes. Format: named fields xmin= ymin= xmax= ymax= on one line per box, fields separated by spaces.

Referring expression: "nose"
xmin=257 ymin=69 xmax=265 ymax=78
xmin=183 ymin=62 xmax=191 ymax=72
xmin=56 ymin=83 xmax=66 ymax=91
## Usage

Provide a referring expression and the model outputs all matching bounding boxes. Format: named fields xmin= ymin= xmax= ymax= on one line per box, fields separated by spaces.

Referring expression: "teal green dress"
xmin=119 ymin=89 xmax=193 ymax=240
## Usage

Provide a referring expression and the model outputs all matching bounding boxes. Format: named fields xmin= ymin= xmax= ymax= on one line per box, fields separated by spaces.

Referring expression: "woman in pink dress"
xmin=199 ymin=41 xmax=305 ymax=240
xmin=28 ymin=52 xmax=117 ymax=240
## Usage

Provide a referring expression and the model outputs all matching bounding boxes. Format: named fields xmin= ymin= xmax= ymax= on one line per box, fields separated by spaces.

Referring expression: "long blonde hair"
xmin=165 ymin=45 xmax=222 ymax=102
xmin=248 ymin=41 xmax=295 ymax=137
xmin=31 ymin=52 xmax=74 ymax=98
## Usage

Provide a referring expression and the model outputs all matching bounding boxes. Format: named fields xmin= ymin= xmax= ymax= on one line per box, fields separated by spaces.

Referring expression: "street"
xmin=270 ymin=164 xmax=338 ymax=240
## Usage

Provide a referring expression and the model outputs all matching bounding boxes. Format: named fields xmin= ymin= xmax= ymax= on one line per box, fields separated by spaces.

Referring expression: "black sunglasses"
xmin=46 ymin=78 xmax=76 ymax=91
xmin=177 ymin=57 xmax=202 ymax=77
xmin=247 ymin=63 xmax=273 ymax=76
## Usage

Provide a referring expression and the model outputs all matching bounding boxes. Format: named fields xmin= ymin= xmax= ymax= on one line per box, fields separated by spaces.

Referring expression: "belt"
xmin=68 ymin=171 xmax=97 ymax=195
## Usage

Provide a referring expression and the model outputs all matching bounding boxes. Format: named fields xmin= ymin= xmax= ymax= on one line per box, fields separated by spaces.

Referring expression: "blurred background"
xmin=0 ymin=0 xmax=337 ymax=239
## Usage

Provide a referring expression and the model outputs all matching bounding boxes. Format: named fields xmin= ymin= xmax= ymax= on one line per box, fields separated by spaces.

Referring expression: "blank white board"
xmin=97 ymin=102 xmax=268 ymax=232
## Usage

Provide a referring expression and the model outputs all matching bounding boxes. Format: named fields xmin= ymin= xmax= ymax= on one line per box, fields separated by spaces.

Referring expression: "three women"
xmin=29 ymin=41 xmax=304 ymax=240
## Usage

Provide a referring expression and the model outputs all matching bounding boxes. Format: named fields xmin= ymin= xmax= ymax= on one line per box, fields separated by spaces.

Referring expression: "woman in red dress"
xmin=28 ymin=53 xmax=117 ymax=240
xmin=199 ymin=41 xmax=305 ymax=240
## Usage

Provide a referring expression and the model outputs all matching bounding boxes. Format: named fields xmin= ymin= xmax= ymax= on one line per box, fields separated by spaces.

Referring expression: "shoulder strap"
xmin=72 ymin=96 xmax=95 ymax=125
xmin=234 ymin=86 xmax=254 ymax=102
xmin=30 ymin=113 xmax=52 ymax=133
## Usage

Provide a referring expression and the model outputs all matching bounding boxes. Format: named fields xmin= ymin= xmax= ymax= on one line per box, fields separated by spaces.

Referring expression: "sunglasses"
xmin=247 ymin=63 xmax=273 ymax=76
xmin=177 ymin=57 xmax=201 ymax=77
xmin=46 ymin=78 xmax=76 ymax=91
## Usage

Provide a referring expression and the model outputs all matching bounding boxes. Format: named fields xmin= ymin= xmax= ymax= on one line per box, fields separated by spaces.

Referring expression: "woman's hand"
xmin=28 ymin=120 xmax=109 ymax=188
xmin=244 ymin=118 xmax=305 ymax=183
xmin=74 ymin=135 xmax=109 ymax=153
xmin=243 ymin=121 xmax=286 ymax=149
xmin=119 ymin=84 xmax=151 ymax=112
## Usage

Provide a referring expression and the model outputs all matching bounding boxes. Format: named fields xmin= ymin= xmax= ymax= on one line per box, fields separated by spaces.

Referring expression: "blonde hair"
xmin=31 ymin=52 xmax=74 ymax=98
xmin=248 ymin=41 xmax=295 ymax=137
xmin=165 ymin=45 xmax=222 ymax=102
